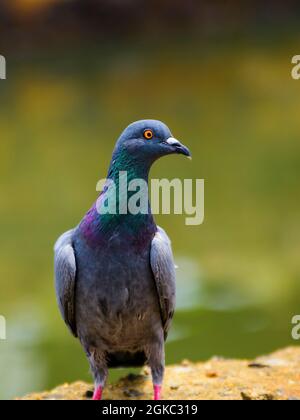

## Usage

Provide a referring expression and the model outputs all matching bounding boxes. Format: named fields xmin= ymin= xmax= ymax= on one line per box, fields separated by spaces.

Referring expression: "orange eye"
xmin=144 ymin=129 xmax=154 ymax=140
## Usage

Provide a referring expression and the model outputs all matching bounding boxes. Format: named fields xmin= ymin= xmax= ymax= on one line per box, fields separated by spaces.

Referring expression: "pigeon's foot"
xmin=153 ymin=385 xmax=162 ymax=400
xmin=93 ymin=386 xmax=103 ymax=401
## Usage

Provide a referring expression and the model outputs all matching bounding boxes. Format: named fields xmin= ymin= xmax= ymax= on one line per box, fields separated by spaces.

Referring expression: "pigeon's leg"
xmin=147 ymin=340 xmax=165 ymax=401
xmin=88 ymin=350 xmax=108 ymax=401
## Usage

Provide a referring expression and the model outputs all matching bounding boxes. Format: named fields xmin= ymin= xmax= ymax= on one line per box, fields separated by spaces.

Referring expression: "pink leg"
xmin=154 ymin=385 xmax=162 ymax=400
xmin=93 ymin=386 xmax=103 ymax=401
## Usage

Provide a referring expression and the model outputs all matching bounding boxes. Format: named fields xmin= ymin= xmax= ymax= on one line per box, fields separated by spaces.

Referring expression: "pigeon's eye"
xmin=144 ymin=129 xmax=154 ymax=140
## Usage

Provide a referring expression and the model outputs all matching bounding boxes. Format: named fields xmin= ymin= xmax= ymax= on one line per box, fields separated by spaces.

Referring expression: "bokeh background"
xmin=1 ymin=0 xmax=300 ymax=399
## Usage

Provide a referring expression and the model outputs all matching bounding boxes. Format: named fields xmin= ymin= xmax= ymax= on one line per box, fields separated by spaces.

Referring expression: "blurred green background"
xmin=0 ymin=0 xmax=300 ymax=400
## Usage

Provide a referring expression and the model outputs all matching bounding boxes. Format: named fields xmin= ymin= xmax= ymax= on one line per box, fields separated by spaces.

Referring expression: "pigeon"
xmin=54 ymin=120 xmax=191 ymax=400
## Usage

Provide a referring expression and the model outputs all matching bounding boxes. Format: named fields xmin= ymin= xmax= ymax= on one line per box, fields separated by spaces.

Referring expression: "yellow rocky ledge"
xmin=19 ymin=347 xmax=300 ymax=400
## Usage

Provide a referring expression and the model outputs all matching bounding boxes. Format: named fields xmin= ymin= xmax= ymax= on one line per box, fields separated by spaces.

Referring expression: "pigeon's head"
xmin=114 ymin=120 xmax=191 ymax=164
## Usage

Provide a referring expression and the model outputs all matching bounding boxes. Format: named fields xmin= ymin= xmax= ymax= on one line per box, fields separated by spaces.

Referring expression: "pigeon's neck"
xmin=79 ymin=151 xmax=156 ymax=245
xmin=108 ymin=150 xmax=152 ymax=185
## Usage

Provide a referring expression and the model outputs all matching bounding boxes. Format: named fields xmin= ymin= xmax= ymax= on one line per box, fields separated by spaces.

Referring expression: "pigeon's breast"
xmin=74 ymin=229 xmax=162 ymax=351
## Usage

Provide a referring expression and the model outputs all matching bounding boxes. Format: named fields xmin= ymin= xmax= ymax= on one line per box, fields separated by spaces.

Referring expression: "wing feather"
xmin=54 ymin=229 xmax=77 ymax=337
xmin=150 ymin=226 xmax=176 ymax=339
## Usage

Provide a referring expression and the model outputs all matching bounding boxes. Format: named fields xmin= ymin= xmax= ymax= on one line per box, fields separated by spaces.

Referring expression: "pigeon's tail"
xmin=107 ymin=351 xmax=147 ymax=368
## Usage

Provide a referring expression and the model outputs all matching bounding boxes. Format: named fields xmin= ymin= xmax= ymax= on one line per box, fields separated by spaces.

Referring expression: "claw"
xmin=93 ymin=386 xmax=103 ymax=400
xmin=154 ymin=385 xmax=162 ymax=400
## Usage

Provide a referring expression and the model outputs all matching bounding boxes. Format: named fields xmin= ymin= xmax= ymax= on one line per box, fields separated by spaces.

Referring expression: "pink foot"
xmin=93 ymin=386 xmax=103 ymax=401
xmin=154 ymin=385 xmax=162 ymax=400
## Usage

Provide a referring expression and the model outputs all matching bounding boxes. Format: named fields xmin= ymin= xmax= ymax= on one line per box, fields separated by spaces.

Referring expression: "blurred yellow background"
xmin=10 ymin=0 xmax=59 ymax=14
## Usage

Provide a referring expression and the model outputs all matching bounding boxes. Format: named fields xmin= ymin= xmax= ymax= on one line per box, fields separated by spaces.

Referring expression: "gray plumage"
xmin=54 ymin=120 xmax=191 ymax=396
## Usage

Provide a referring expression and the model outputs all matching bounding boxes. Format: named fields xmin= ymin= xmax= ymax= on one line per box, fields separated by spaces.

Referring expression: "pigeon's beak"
xmin=165 ymin=137 xmax=192 ymax=159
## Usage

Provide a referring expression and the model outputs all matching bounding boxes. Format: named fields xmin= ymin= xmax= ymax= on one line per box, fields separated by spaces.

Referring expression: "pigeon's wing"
xmin=54 ymin=229 xmax=77 ymax=337
xmin=150 ymin=226 xmax=176 ymax=340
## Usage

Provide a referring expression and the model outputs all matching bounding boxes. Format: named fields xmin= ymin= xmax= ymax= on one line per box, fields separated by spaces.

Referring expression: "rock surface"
xmin=19 ymin=347 xmax=300 ymax=400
